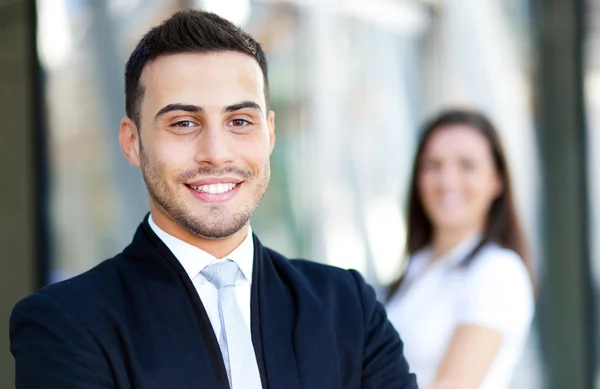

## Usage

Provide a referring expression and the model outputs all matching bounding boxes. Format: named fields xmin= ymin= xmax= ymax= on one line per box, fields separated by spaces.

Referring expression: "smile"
xmin=188 ymin=183 xmax=237 ymax=194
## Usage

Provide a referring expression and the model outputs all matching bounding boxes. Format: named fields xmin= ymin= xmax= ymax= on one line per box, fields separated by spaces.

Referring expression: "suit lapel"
xmin=254 ymin=238 xmax=343 ymax=389
xmin=250 ymin=243 xmax=268 ymax=388
xmin=123 ymin=218 xmax=230 ymax=389
xmin=253 ymin=236 xmax=300 ymax=389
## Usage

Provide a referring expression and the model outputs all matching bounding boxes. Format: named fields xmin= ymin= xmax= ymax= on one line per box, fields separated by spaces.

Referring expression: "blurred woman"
xmin=386 ymin=109 xmax=534 ymax=389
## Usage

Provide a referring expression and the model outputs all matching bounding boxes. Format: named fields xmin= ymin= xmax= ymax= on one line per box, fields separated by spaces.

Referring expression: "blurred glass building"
xmin=1 ymin=0 xmax=598 ymax=388
xmin=37 ymin=1 xmax=543 ymax=386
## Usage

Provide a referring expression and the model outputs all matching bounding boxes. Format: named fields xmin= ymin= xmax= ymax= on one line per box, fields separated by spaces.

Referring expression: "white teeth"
xmin=190 ymin=183 xmax=236 ymax=194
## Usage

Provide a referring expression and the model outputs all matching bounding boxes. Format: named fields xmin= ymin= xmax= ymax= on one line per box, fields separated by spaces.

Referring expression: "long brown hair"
xmin=387 ymin=109 xmax=534 ymax=300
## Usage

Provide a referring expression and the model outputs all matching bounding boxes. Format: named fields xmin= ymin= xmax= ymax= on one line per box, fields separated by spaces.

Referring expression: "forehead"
xmin=423 ymin=125 xmax=493 ymax=158
xmin=139 ymin=51 xmax=266 ymax=113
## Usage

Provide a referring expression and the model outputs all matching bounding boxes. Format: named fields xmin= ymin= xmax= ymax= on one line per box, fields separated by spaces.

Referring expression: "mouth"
xmin=436 ymin=194 xmax=465 ymax=209
xmin=185 ymin=182 xmax=241 ymax=203
xmin=187 ymin=182 xmax=237 ymax=194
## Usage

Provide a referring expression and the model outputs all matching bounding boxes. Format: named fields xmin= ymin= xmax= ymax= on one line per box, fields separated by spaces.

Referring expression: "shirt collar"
xmin=148 ymin=214 xmax=254 ymax=283
xmin=412 ymin=231 xmax=483 ymax=268
xmin=439 ymin=231 xmax=483 ymax=266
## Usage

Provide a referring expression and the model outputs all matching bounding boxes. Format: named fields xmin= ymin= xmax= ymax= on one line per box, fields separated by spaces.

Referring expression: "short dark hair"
xmin=125 ymin=9 xmax=269 ymax=126
xmin=387 ymin=109 xmax=534 ymax=300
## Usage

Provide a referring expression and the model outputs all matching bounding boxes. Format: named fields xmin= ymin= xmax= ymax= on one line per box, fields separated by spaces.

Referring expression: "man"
xmin=10 ymin=10 xmax=417 ymax=389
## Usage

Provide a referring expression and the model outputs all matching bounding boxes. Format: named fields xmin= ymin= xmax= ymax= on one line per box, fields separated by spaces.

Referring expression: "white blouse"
xmin=385 ymin=235 xmax=534 ymax=389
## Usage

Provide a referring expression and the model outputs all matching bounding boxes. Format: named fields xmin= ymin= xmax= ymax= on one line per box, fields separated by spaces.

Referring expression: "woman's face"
xmin=418 ymin=125 xmax=502 ymax=235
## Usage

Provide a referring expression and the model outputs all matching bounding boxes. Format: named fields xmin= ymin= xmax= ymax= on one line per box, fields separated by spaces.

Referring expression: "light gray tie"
xmin=201 ymin=260 xmax=262 ymax=389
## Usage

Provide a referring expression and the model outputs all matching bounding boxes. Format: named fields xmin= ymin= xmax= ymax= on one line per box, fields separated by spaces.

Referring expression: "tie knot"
xmin=201 ymin=260 xmax=239 ymax=289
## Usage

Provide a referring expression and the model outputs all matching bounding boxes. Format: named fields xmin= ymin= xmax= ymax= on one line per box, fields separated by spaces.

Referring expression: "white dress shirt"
xmin=148 ymin=215 xmax=254 ymax=336
xmin=385 ymin=235 xmax=534 ymax=389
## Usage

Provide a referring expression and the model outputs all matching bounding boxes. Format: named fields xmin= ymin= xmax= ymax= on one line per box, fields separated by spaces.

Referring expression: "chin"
xmin=186 ymin=218 xmax=245 ymax=239
xmin=431 ymin=216 xmax=470 ymax=231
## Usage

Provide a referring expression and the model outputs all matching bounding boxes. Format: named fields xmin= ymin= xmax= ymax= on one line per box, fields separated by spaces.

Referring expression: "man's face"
xmin=123 ymin=52 xmax=275 ymax=239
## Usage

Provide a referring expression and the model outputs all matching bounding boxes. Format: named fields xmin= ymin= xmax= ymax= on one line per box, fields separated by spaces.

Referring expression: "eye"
xmin=171 ymin=120 xmax=195 ymax=128
xmin=422 ymin=159 xmax=441 ymax=171
xmin=228 ymin=119 xmax=251 ymax=128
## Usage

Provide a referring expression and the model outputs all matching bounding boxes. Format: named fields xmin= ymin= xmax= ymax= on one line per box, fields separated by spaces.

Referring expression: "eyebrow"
xmin=154 ymin=100 xmax=263 ymax=121
xmin=223 ymin=100 xmax=263 ymax=116
xmin=154 ymin=103 xmax=203 ymax=120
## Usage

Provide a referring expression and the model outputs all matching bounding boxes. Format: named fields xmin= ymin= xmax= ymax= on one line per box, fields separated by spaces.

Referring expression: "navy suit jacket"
xmin=10 ymin=217 xmax=417 ymax=388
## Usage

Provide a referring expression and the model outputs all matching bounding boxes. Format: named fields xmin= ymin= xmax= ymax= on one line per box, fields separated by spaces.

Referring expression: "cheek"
xmin=464 ymin=174 xmax=498 ymax=206
xmin=159 ymin=135 xmax=192 ymax=155
xmin=417 ymin=173 xmax=437 ymax=205
xmin=237 ymin=143 xmax=270 ymax=170
xmin=145 ymin=140 xmax=192 ymax=175
xmin=164 ymin=146 xmax=194 ymax=167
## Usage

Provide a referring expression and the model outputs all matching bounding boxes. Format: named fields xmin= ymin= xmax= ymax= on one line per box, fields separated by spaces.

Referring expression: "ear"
xmin=267 ymin=110 xmax=276 ymax=154
xmin=119 ymin=116 xmax=141 ymax=168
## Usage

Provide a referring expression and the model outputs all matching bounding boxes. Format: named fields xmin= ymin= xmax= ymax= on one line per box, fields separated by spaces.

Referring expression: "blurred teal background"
xmin=1 ymin=0 xmax=598 ymax=388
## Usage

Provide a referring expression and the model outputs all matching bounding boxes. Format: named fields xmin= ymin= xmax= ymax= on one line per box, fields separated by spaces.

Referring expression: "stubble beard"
xmin=139 ymin=143 xmax=270 ymax=239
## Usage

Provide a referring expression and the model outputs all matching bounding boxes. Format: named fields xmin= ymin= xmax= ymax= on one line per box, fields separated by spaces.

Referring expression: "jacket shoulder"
xmin=290 ymin=258 xmax=361 ymax=287
xmin=17 ymin=254 xmax=128 ymax=313
xmin=264 ymin=247 xmax=369 ymax=303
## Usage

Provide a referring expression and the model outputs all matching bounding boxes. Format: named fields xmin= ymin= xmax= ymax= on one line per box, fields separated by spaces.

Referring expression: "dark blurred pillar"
xmin=535 ymin=0 xmax=596 ymax=388
xmin=0 ymin=0 xmax=40 ymax=385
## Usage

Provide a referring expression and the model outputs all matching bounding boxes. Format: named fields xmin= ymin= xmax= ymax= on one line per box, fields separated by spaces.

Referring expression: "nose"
xmin=193 ymin=122 xmax=235 ymax=167
xmin=437 ymin=165 xmax=459 ymax=191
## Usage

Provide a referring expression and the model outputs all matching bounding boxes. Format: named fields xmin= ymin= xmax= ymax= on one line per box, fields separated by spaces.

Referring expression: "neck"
xmin=431 ymin=226 xmax=483 ymax=258
xmin=149 ymin=207 xmax=249 ymax=259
